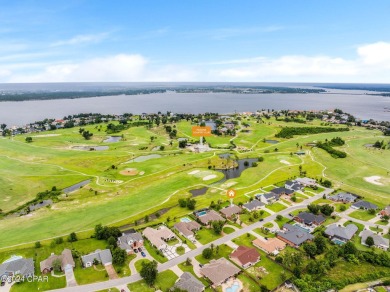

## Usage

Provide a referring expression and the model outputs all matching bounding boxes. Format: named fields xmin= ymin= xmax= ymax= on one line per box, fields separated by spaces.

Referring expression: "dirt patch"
xmin=120 ymin=168 xmax=138 ymax=176
xmin=364 ymin=176 xmax=384 ymax=186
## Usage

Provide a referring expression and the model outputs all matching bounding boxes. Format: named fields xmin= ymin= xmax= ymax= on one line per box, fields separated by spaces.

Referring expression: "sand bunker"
xmin=139 ymin=171 xmax=145 ymax=175
xmin=364 ymin=176 xmax=384 ymax=186
xmin=188 ymin=170 xmax=200 ymax=175
xmin=203 ymin=174 xmax=217 ymax=181
xmin=31 ymin=134 xmax=61 ymax=138
xmin=280 ymin=160 xmax=291 ymax=165
xmin=120 ymin=168 xmax=139 ymax=176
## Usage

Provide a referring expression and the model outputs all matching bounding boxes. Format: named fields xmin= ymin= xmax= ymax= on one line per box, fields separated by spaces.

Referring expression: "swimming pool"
xmin=332 ymin=238 xmax=346 ymax=245
xmin=225 ymin=281 xmax=240 ymax=292
xmin=180 ymin=217 xmax=191 ymax=223
xmin=293 ymin=223 xmax=310 ymax=233
xmin=196 ymin=211 xmax=207 ymax=217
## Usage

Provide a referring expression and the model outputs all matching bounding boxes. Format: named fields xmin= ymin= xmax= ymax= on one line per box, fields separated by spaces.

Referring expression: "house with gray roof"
xmin=285 ymin=180 xmax=303 ymax=191
xmin=294 ymin=212 xmax=326 ymax=226
xmin=324 ymin=224 xmax=358 ymax=242
xmin=352 ymin=200 xmax=378 ymax=210
xmin=0 ymin=258 xmax=34 ymax=278
xmin=118 ymin=231 xmax=144 ymax=254
xmin=271 ymin=187 xmax=294 ymax=196
xmin=172 ymin=272 xmax=205 ymax=292
xmin=243 ymin=199 xmax=264 ymax=212
xmin=360 ymin=229 xmax=389 ymax=250
xmin=200 ymin=258 xmax=240 ymax=287
xmin=174 ymin=221 xmax=201 ymax=240
xmin=277 ymin=224 xmax=314 ymax=247
xmin=256 ymin=192 xmax=280 ymax=205
xmin=328 ymin=192 xmax=357 ymax=203
xmin=81 ymin=249 xmax=112 ymax=268
xmin=295 ymin=177 xmax=317 ymax=187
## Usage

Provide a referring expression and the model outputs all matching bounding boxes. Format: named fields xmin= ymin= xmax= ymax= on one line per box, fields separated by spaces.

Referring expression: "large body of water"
xmin=1 ymin=90 xmax=389 ymax=125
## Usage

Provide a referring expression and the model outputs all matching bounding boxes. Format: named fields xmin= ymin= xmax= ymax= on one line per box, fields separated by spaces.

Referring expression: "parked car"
xmin=133 ymin=249 xmax=138 ymax=253
xmin=138 ymin=247 xmax=142 ymax=252
xmin=259 ymin=218 xmax=264 ymax=221
xmin=141 ymin=251 xmax=146 ymax=257
xmin=1 ymin=281 xmax=5 ymax=287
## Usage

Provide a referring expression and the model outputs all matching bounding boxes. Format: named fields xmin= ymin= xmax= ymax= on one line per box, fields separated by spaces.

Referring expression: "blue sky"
xmin=1 ymin=0 xmax=390 ymax=82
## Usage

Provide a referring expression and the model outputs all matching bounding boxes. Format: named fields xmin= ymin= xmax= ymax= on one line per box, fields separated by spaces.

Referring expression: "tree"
xmin=112 ymin=248 xmax=127 ymax=265
xmin=340 ymin=205 xmax=347 ymax=211
xmin=178 ymin=198 xmax=187 ymax=208
xmin=365 ymin=236 xmax=375 ymax=247
xmin=25 ymin=137 xmax=33 ymax=143
xmin=276 ymin=214 xmax=283 ymax=221
xmin=244 ymin=161 xmax=249 ymax=167
xmin=202 ymin=248 xmax=213 ymax=259
xmin=35 ymin=241 xmax=41 ymax=248
xmin=343 ymin=241 xmax=357 ymax=255
xmin=186 ymin=198 xmax=197 ymax=210
xmin=260 ymin=285 xmax=270 ymax=292
xmin=368 ymin=208 xmax=376 ymax=215
xmin=144 ymin=215 xmax=149 ymax=223
xmin=291 ymin=196 xmax=297 ymax=202
xmin=55 ymin=237 xmax=64 ymax=244
xmin=303 ymin=242 xmax=317 ymax=258
xmin=212 ymin=220 xmax=225 ymax=235
xmin=307 ymin=204 xmax=320 ymax=215
xmin=68 ymin=232 xmax=78 ymax=242
xmin=322 ymin=180 xmax=332 ymax=188
xmin=314 ymin=235 xmax=327 ymax=254
xmin=107 ymin=236 xmax=117 ymax=248
xmin=178 ymin=140 xmax=187 ymax=148
xmin=140 ymin=260 xmax=158 ymax=286
xmin=320 ymin=204 xmax=334 ymax=216
xmin=52 ymin=258 xmax=62 ymax=272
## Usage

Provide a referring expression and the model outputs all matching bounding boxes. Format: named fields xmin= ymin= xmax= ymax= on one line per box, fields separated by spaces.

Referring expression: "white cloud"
xmin=50 ymin=32 xmax=110 ymax=47
xmin=357 ymin=41 xmax=390 ymax=66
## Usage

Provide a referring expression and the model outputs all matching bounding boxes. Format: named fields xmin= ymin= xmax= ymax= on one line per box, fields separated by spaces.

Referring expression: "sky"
xmin=1 ymin=0 xmax=390 ymax=83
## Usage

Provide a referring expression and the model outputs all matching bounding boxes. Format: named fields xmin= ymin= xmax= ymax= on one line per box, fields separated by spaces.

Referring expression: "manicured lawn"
xmin=275 ymin=216 xmax=292 ymax=229
xmin=196 ymin=227 xmax=222 ymax=245
xmin=114 ymin=253 xmax=136 ymax=277
xmin=128 ymin=270 xmax=178 ymax=292
xmin=143 ymin=240 xmax=168 ymax=263
xmin=335 ymin=203 xmax=351 ymax=212
xmin=349 ymin=210 xmax=377 ymax=221
xmin=135 ymin=259 xmax=151 ymax=273
xmin=195 ymin=244 xmax=233 ymax=265
xmin=369 ymin=226 xmax=383 ymax=233
xmin=167 ymin=238 xmax=180 ymax=246
xmin=176 ymin=246 xmax=185 ymax=255
xmin=290 ymin=208 xmax=306 ymax=216
xmin=223 ymin=226 xmax=235 ymax=234
xmin=10 ymin=274 xmax=66 ymax=292
xmin=232 ymin=233 xmax=257 ymax=247
xmin=313 ymin=198 xmax=333 ymax=204
xmin=237 ymin=273 xmax=260 ymax=292
xmin=178 ymin=261 xmax=210 ymax=286
xmin=73 ymin=262 xmax=108 ymax=285
xmin=323 ymin=215 xmax=341 ymax=226
xmin=343 ymin=220 xmax=365 ymax=233
xmin=253 ymin=227 xmax=276 ymax=238
xmin=375 ymin=219 xmax=389 ymax=226
xmin=266 ymin=202 xmax=287 ymax=213
xmin=264 ymin=222 xmax=273 ymax=228
xmin=240 ymin=210 xmax=271 ymax=225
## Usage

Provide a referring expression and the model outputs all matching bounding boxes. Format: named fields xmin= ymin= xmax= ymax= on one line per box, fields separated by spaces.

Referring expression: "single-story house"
xmin=0 ymin=258 xmax=34 ymax=278
xmin=380 ymin=206 xmax=390 ymax=217
xmin=360 ymin=229 xmax=389 ymax=250
xmin=173 ymin=272 xmax=205 ymax=292
xmin=199 ymin=258 xmax=240 ymax=287
xmin=277 ymin=224 xmax=314 ymax=247
xmin=220 ymin=205 xmax=242 ymax=219
xmin=174 ymin=221 xmax=201 ymax=240
xmin=229 ymin=246 xmax=260 ymax=268
xmin=40 ymin=249 xmax=75 ymax=274
xmin=328 ymin=192 xmax=357 ymax=203
xmin=143 ymin=226 xmax=176 ymax=250
xmin=295 ymin=177 xmax=316 ymax=187
xmin=252 ymin=237 xmax=286 ymax=255
xmin=243 ymin=199 xmax=264 ymax=212
xmin=351 ymin=201 xmax=378 ymax=210
xmin=285 ymin=180 xmax=303 ymax=191
xmin=270 ymin=187 xmax=294 ymax=196
xmin=324 ymin=224 xmax=358 ymax=242
xmin=81 ymin=249 xmax=112 ymax=268
xmin=197 ymin=210 xmax=225 ymax=226
xmin=294 ymin=212 xmax=326 ymax=226
xmin=256 ymin=193 xmax=280 ymax=205
xmin=117 ymin=230 xmax=144 ymax=254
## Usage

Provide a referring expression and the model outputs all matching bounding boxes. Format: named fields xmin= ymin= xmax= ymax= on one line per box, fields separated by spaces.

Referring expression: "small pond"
xmin=265 ymin=139 xmax=279 ymax=144
xmin=127 ymin=154 xmax=162 ymax=163
xmin=215 ymin=158 xmax=259 ymax=183
xmin=63 ymin=179 xmax=91 ymax=193
xmin=190 ymin=187 xmax=209 ymax=197
xmin=103 ymin=136 xmax=122 ymax=143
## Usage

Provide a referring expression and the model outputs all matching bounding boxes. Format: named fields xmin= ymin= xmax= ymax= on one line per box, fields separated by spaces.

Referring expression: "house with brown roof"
xmin=220 ymin=205 xmax=242 ymax=219
xmin=229 ymin=246 xmax=260 ymax=268
xmin=143 ymin=226 xmax=176 ymax=250
xmin=174 ymin=221 xmax=201 ymax=240
xmin=252 ymin=237 xmax=286 ymax=255
xmin=196 ymin=210 xmax=225 ymax=226
xmin=199 ymin=258 xmax=240 ymax=287
xmin=40 ymin=249 xmax=75 ymax=274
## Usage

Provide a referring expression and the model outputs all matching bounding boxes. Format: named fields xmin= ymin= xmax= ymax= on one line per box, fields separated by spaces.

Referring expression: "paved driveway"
xmin=105 ymin=264 xmax=119 ymax=280
xmin=64 ymin=266 xmax=77 ymax=287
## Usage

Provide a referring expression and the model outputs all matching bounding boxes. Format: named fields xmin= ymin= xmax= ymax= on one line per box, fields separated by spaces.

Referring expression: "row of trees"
xmin=178 ymin=198 xmax=197 ymax=210
xmin=316 ymin=141 xmax=347 ymax=158
xmin=307 ymin=203 xmax=334 ymax=216
xmin=275 ymin=126 xmax=349 ymax=139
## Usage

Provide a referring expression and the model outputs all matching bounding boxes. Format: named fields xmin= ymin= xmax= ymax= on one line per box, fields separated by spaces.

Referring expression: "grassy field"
xmin=349 ymin=209 xmax=377 ymax=221
xmin=127 ymin=269 xmax=178 ymax=292
xmin=0 ymin=118 xmax=388 ymax=252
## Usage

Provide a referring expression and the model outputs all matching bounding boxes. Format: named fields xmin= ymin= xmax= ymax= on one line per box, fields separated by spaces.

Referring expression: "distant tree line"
xmin=275 ymin=127 xmax=349 ymax=139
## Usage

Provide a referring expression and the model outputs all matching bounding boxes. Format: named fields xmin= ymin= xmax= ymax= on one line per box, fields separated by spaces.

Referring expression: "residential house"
xmin=295 ymin=177 xmax=317 ymax=187
xmin=143 ymin=226 xmax=176 ymax=250
xmin=220 ymin=205 xmax=242 ymax=219
xmin=270 ymin=187 xmax=294 ymax=196
xmin=229 ymin=246 xmax=260 ymax=268
xmin=173 ymin=221 xmax=201 ymax=240
xmin=117 ymin=230 xmax=144 ymax=254
xmin=294 ymin=212 xmax=326 ymax=226
xmin=256 ymin=193 xmax=280 ymax=205
xmin=285 ymin=180 xmax=303 ymax=191
xmin=196 ymin=210 xmax=225 ymax=226
xmin=40 ymin=249 xmax=75 ymax=274
xmin=0 ymin=258 xmax=34 ymax=278
xmin=380 ymin=206 xmax=390 ymax=217
xmin=324 ymin=224 xmax=358 ymax=242
xmin=252 ymin=238 xmax=286 ymax=255
xmin=81 ymin=249 xmax=112 ymax=268
xmin=277 ymin=224 xmax=314 ymax=247
xmin=243 ymin=199 xmax=264 ymax=212
xmin=328 ymin=192 xmax=357 ymax=203
xmin=172 ymin=272 xmax=205 ymax=292
xmin=199 ymin=258 xmax=240 ymax=287
xmin=360 ymin=229 xmax=389 ymax=250
xmin=351 ymin=201 xmax=378 ymax=210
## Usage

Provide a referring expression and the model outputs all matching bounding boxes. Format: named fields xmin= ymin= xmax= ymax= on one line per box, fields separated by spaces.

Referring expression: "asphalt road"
xmin=49 ymin=188 xmax=333 ymax=292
